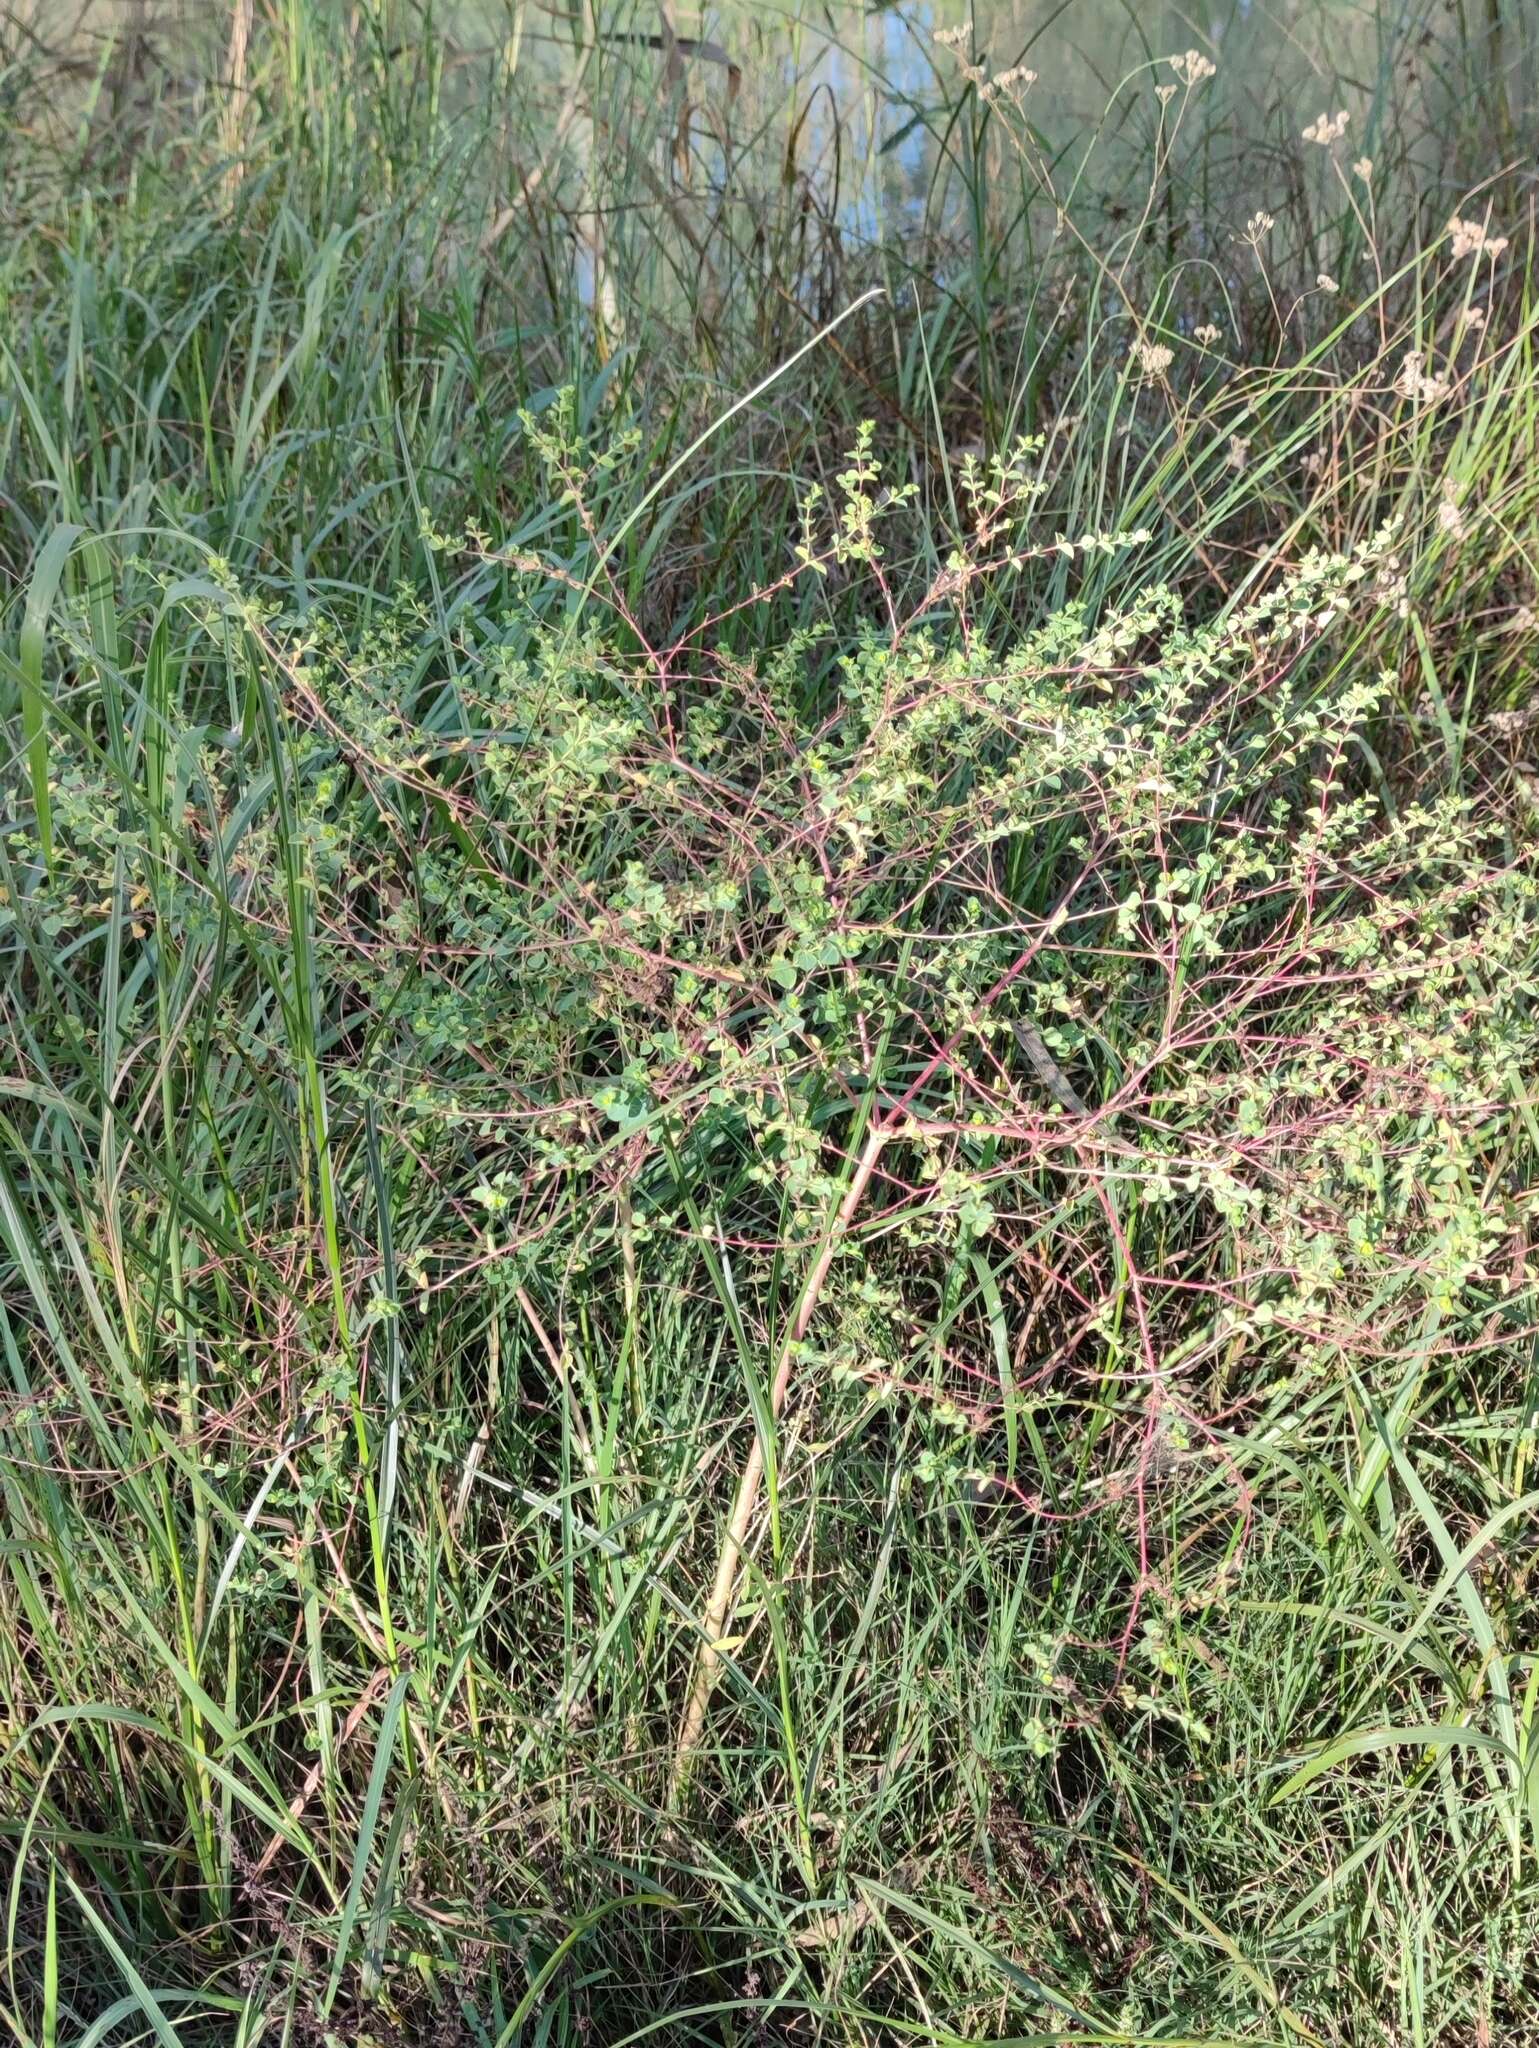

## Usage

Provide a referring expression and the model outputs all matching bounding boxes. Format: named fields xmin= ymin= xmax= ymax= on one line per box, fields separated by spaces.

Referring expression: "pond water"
xmin=13 ymin=0 xmax=1523 ymax=260
xmin=440 ymin=0 xmax=1519 ymax=310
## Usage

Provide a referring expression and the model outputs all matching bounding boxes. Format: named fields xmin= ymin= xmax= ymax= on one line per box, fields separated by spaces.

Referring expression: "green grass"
xmin=2 ymin=2 xmax=1539 ymax=2043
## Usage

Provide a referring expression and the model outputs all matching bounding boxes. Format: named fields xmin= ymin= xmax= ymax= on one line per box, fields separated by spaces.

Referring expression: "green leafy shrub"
xmin=6 ymin=462 xmax=1535 ymax=2036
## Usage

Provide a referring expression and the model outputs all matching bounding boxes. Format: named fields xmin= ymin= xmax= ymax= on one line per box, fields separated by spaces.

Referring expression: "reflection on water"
xmin=517 ymin=0 xmax=1522 ymax=313
xmin=13 ymin=0 xmax=1529 ymax=273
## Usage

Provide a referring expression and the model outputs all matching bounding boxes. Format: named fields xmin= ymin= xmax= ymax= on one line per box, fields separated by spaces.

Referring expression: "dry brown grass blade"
xmin=221 ymin=0 xmax=252 ymax=196
xmin=251 ymin=1665 xmax=390 ymax=1879
xmin=671 ymin=1126 xmax=889 ymax=1792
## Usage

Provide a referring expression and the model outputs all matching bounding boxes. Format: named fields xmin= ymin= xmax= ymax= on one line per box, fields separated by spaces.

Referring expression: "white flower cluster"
xmin=1168 ymin=50 xmax=1216 ymax=86
xmin=980 ymin=64 xmax=1037 ymax=102
xmin=932 ymin=26 xmax=1036 ymax=102
xmin=1448 ymin=216 xmax=1510 ymax=262
xmin=1301 ymin=109 xmax=1349 ymax=145
xmin=1394 ymin=350 xmax=1450 ymax=406
xmin=1437 ymin=481 xmax=1468 ymax=541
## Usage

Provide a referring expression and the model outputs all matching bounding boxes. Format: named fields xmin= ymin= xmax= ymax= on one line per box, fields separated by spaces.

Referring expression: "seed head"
xmin=1168 ymin=50 xmax=1216 ymax=87
xmin=1448 ymin=216 xmax=1509 ymax=262
xmin=1395 ymin=349 xmax=1449 ymax=406
xmin=983 ymin=63 xmax=1036 ymax=100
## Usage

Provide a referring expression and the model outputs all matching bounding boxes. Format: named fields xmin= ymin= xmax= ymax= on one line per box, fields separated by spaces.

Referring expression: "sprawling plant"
xmin=3 ymin=426 xmax=1536 ymax=2040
